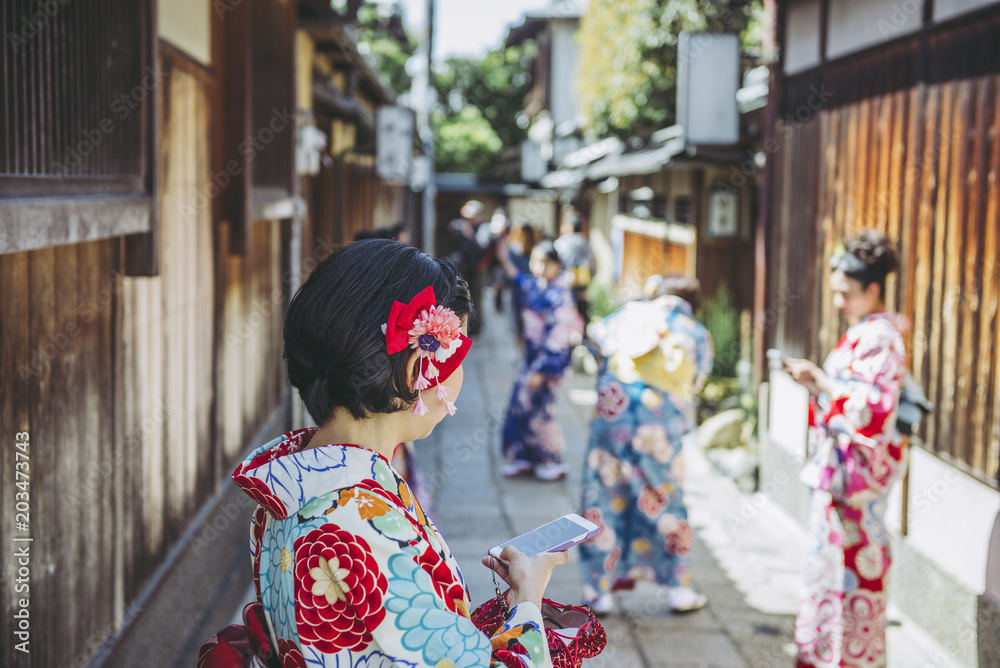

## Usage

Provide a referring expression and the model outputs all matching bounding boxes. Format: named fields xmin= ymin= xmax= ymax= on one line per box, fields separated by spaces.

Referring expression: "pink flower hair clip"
xmin=384 ymin=286 xmax=472 ymax=416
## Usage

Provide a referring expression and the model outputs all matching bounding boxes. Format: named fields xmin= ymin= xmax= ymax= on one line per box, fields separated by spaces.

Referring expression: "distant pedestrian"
xmin=554 ymin=214 xmax=596 ymax=325
xmin=505 ymin=221 xmax=542 ymax=348
xmin=578 ymin=274 xmax=713 ymax=615
xmin=448 ymin=200 xmax=494 ymax=336
xmin=201 ymin=239 xmax=568 ymax=667
xmin=497 ymin=238 xmax=583 ymax=481
xmin=784 ymin=230 xmax=907 ymax=668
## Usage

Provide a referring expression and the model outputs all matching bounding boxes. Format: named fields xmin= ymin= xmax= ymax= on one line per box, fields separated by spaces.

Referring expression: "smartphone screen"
xmin=490 ymin=515 xmax=596 ymax=558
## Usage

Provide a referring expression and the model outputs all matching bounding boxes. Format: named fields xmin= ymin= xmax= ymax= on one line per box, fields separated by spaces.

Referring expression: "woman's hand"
xmin=784 ymin=358 xmax=829 ymax=397
xmin=526 ymin=372 xmax=547 ymax=391
xmin=481 ymin=546 xmax=568 ymax=610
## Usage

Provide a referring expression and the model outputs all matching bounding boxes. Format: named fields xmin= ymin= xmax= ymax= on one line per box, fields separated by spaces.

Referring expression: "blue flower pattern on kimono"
xmin=254 ymin=443 xmax=348 ymax=512
xmin=299 ymin=646 xmax=416 ymax=668
xmin=384 ymin=553 xmax=491 ymax=668
xmin=260 ymin=515 xmax=299 ymax=639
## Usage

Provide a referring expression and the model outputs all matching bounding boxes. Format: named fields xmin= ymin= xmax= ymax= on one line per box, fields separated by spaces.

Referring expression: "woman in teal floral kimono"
xmin=578 ymin=275 xmax=713 ymax=614
xmin=211 ymin=239 xmax=568 ymax=668
xmin=497 ymin=239 xmax=583 ymax=481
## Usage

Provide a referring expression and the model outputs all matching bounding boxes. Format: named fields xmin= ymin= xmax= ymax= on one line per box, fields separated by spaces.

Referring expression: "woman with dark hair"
xmin=784 ymin=229 xmax=907 ymax=668
xmin=497 ymin=239 xmax=583 ymax=481
xmin=576 ymin=273 xmax=713 ymax=615
xmin=220 ymin=239 xmax=566 ymax=667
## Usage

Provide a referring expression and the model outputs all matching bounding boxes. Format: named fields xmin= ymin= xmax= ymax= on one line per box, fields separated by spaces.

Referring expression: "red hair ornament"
xmin=384 ymin=286 xmax=472 ymax=416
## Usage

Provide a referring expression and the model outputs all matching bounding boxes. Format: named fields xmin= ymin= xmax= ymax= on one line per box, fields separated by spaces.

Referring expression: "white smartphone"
xmin=488 ymin=513 xmax=600 ymax=559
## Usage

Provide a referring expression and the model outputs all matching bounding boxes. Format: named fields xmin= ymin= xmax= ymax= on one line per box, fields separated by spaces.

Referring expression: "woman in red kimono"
xmin=784 ymin=230 xmax=907 ymax=668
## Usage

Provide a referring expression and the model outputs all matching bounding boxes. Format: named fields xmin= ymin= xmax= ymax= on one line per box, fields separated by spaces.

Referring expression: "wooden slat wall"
xmin=0 ymin=238 xmax=118 ymax=668
xmin=216 ymin=219 xmax=286 ymax=463
xmin=0 ymin=49 xmax=290 ymax=668
xmin=618 ymin=231 xmax=693 ymax=295
xmin=311 ymin=152 xmax=406 ymax=247
xmin=118 ymin=53 xmax=218 ymax=603
xmin=769 ymin=75 xmax=1000 ymax=484
xmin=768 ymin=117 xmax=821 ymax=360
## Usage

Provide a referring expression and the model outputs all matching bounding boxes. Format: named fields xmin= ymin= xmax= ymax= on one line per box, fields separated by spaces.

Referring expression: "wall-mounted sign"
xmin=707 ymin=189 xmax=739 ymax=238
xmin=376 ymin=106 xmax=416 ymax=184
xmin=677 ymin=32 xmax=740 ymax=145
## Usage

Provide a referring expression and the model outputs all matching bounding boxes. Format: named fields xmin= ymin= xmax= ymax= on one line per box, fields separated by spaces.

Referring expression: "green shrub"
xmin=586 ymin=280 xmax=624 ymax=321
xmin=701 ymin=284 xmax=740 ymax=377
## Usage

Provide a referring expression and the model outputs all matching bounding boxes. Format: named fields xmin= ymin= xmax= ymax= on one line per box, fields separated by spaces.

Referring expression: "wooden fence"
xmin=0 ymin=51 xmax=290 ymax=668
xmin=768 ymin=75 xmax=1000 ymax=485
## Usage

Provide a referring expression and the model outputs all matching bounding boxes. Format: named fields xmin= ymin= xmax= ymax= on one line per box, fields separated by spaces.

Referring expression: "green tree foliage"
xmin=432 ymin=44 xmax=536 ymax=174
xmin=353 ymin=2 xmax=416 ymax=98
xmin=433 ymin=107 xmax=503 ymax=174
xmin=577 ymin=0 xmax=763 ymax=140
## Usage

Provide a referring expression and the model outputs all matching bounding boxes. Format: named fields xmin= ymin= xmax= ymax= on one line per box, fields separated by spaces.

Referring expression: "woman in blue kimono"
xmin=578 ymin=275 xmax=713 ymax=614
xmin=200 ymin=239 xmax=569 ymax=668
xmin=497 ymin=239 xmax=583 ymax=481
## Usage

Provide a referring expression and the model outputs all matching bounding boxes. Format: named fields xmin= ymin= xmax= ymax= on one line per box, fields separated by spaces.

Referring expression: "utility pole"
xmin=420 ymin=0 xmax=437 ymax=256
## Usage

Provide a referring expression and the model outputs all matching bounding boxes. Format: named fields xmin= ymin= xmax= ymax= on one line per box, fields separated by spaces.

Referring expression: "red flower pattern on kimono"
xmin=796 ymin=593 xmax=843 ymax=668
xmin=595 ymin=383 xmax=629 ymax=422
xmin=842 ymin=590 xmax=886 ymax=664
xmin=235 ymin=474 xmax=289 ymax=518
xmin=251 ymin=505 xmax=268 ymax=601
xmin=277 ymin=638 xmax=306 ymax=668
xmin=416 ymin=544 xmax=469 ymax=616
xmin=225 ymin=430 xmax=559 ymax=667
xmin=637 ymin=485 xmax=668 ymax=519
xmin=293 ymin=525 xmax=388 ymax=653
xmin=664 ymin=520 xmax=692 ymax=557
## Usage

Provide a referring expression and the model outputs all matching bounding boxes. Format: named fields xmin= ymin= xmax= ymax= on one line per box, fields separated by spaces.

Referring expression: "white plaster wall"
xmin=934 ymin=0 xmax=999 ymax=22
xmin=826 ymin=0 xmax=923 ymax=60
xmin=785 ymin=0 xmax=822 ymax=75
xmin=906 ymin=446 xmax=1000 ymax=594
xmin=159 ymin=0 xmax=212 ymax=66
xmin=767 ymin=368 xmax=810 ymax=456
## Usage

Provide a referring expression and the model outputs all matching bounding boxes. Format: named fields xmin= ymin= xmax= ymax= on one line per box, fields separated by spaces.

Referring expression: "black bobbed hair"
xmin=283 ymin=239 xmax=474 ymax=423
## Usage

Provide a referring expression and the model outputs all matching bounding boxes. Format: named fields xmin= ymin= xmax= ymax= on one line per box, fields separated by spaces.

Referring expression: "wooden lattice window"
xmin=0 ymin=0 xmax=156 ymax=257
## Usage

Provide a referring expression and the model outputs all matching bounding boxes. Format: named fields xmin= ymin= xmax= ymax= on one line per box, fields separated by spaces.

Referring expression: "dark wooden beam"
xmin=0 ymin=197 xmax=153 ymax=255
xmin=219 ymin=0 xmax=253 ymax=254
xmin=125 ymin=0 xmax=160 ymax=277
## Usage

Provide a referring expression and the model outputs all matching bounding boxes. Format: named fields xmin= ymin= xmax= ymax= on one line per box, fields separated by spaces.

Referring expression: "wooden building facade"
xmin=0 ymin=2 xmax=405 ymax=666
xmin=760 ymin=1 xmax=1000 ymax=663
xmin=764 ymin=0 xmax=1000 ymax=486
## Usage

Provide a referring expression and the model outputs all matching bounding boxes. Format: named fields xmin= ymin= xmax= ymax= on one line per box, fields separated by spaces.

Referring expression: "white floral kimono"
xmin=233 ymin=427 xmax=552 ymax=668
